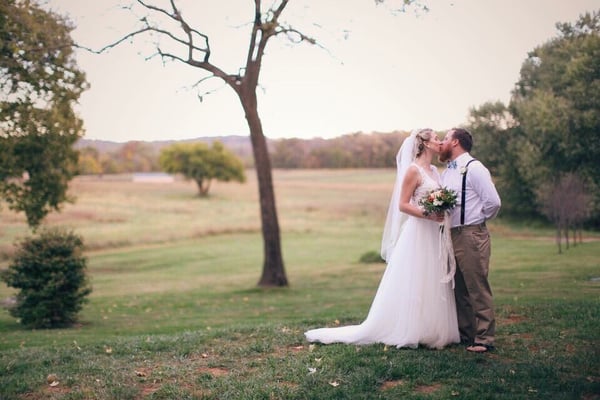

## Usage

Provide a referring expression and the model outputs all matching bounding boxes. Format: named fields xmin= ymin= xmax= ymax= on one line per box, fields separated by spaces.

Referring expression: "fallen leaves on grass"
xmin=47 ymin=373 xmax=60 ymax=387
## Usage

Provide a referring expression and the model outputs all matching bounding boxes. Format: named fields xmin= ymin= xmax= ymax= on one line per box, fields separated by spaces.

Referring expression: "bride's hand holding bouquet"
xmin=419 ymin=187 xmax=458 ymax=222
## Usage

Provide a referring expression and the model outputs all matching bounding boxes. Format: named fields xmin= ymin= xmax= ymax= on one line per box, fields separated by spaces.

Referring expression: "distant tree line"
xmin=270 ymin=131 xmax=406 ymax=168
xmin=77 ymin=141 xmax=161 ymax=175
xmin=76 ymin=131 xmax=409 ymax=175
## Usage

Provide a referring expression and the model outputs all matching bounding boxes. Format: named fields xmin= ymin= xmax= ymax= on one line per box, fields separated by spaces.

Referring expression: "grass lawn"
xmin=0 ymin=169 xmax=598 ymax=399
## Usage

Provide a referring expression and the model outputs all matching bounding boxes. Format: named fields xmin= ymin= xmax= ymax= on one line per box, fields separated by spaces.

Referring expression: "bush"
xmin=2 ymin=228 xmax=92 ymax=328
xmin=358 ymin=250 xmax=385 ymax=264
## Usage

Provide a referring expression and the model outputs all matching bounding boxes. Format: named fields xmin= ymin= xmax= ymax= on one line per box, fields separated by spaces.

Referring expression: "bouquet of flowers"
xmin=419 ymin=187 xmax=458 ymax=216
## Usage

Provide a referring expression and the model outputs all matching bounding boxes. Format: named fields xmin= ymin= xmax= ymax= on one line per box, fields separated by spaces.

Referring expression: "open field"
xmin=0 ymin=169 xmax=599 ymax=399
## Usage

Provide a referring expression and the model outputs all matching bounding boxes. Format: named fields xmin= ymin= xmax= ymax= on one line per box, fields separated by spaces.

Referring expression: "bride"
xmin=305 ymin=128 xmax=459 ymax=349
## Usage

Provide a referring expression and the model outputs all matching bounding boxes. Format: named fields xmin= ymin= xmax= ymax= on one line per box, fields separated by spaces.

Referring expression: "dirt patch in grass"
xmin=197 ymin=366 xmax=229 ymax=376
xmin=278 ymin=381 xmax=300 ymax=389
xmin=289 ymin=344 xmax=305 ymax=352
xmin=24 ymin=384 xmax=73 ymax=399
xmin=415 ymin=383 xmax=442 ymax=394
xmin=138 ymin=383 xmax=161 ymax=397
xmin=380 ymin=379 xmax=405 ymax=390
xmin=502 ymin=314 xmax=528 ymax=325
xmin=134 ymin=367 xmax=153 ymax=377
xmin=565 ymin=343 xmax=576 ymax=354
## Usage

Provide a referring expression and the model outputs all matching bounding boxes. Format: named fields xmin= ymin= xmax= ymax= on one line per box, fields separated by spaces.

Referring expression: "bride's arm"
xmin=399 ymin=166 xmax=443 ymax=222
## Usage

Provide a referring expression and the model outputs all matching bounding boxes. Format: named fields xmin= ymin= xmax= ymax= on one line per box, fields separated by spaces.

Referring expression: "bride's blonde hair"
xmin=414 ymin=128 xmax=434 ymax=158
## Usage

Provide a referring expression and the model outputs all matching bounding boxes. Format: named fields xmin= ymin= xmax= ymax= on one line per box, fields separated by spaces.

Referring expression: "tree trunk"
xmin=240 ymin=94 xmax=288 ymax=287
xmin=195 ymin=178 xmax=210 ymax=197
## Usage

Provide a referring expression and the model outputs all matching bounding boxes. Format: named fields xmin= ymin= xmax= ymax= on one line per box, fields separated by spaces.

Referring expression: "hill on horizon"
xmin=76 ymin=135 xmax=255 ymax=160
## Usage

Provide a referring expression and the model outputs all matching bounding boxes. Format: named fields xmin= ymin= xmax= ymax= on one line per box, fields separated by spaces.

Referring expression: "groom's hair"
xmin=452 ymin=128 xmax=473 ymax=152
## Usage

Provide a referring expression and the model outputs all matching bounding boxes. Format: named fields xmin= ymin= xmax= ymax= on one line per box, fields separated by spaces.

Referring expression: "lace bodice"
xmin=411 ymin=164 xmax=441 ymax=206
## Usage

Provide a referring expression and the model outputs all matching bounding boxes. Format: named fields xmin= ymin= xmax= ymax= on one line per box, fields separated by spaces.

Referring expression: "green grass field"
xmin=0 ymin=169 xmax=598 ymax=399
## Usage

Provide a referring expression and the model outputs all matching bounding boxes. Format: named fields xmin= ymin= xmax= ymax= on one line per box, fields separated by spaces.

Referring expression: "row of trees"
xmin=270 ymin=132 xmax=405 ymax=168
xmin=78 ymin=141 xmax=160 ymax=175
xmin=76 ymin=131 xmax=408 ymax=175
xmin=465 ymin=11 xmax=600 ymax=247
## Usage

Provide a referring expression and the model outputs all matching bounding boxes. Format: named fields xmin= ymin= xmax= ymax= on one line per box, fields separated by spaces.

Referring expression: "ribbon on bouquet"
xmin=439 ymin=212 xmax=456 ymax=288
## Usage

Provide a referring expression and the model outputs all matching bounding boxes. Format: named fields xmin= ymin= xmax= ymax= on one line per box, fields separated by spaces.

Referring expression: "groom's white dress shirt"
xmin=442 ymin=153 xmax=501 ymax=228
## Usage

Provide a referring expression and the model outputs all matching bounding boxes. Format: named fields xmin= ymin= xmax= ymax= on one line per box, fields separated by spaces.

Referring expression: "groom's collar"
xmin=454 ymin=153 xmax=472 ymax=166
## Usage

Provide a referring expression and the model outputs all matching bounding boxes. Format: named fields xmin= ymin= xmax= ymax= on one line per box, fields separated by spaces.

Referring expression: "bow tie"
xmin=447 ymin=160 xmax=458 ymax=169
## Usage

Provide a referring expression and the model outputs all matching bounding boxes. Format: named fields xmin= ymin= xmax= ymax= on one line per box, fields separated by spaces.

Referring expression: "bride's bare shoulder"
xmin=402 ymin=164 xmax=422 ymax=185
xmin=405 ymin=163 xmax=421 ymax=175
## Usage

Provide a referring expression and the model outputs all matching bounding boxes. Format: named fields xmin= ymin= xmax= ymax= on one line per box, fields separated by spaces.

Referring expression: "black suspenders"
xmin=460 ymin=159 xmax=477 ymax=226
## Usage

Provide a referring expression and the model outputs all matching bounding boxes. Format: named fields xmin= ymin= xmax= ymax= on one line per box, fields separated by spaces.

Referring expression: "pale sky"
xmin=47 ymin=0 xmax=598 ymax=142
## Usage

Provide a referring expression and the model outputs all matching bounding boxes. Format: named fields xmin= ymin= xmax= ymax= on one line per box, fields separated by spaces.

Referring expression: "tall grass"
xmin=0 ymin=170 xmax=598 ymax=399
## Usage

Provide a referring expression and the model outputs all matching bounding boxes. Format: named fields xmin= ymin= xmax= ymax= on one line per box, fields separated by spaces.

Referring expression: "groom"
xmin=440 ymin=128 xmax=501 ymax=353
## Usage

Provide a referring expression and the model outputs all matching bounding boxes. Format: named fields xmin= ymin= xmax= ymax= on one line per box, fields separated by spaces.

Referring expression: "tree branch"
xmin=244 ymin=0 xmax=290 ymax=87
xmin=271 ymin=0 xmax=288 ymax=21
xmin=245 ymin=0 xmax=262 ymax=72
xmin=76 ymin=1 xmax=307 ymax=98
xmin=137 ymin=0 xmax=211 ymax=62
xmin=154 ymin=49 xmax=241 ymax=93
xmin=75 ymin=1 xmax=243 ymax=93
xmin=75 ymin=26 xmax=153 ymax=54
xmin=191 ymin=76 xmax=229 ymax=103
xmin=276 ymin=26 xmax=317 ymax=45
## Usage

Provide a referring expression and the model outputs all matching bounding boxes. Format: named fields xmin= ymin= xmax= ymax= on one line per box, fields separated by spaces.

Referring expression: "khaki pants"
xmin=451 ymin=223 xmax=495 ymax=345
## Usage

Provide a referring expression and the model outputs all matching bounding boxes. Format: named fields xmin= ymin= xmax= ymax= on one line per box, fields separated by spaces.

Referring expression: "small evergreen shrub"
xmin=2 ymin=228 xmax=92 ymax=328
xmin=358 ymin=250 xmax=385 ymax=264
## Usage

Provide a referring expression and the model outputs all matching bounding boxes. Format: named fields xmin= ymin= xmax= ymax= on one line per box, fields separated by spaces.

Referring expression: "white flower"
xmin=460 ymin=166 xmax=467 ymax=175
xmin=433 ymin=199 xmax=443 ymax=206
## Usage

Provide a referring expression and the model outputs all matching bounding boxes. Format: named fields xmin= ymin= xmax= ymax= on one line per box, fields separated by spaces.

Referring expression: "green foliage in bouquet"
xmin=2 ymin=228 xmax=92 ymax=328
xmin=419 ymin=187 xmax=458 ymax=216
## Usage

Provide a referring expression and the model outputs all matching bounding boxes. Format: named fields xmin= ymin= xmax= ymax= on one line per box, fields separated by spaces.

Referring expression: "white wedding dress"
xmin=305 ymin=164 xmax=459 ymax=349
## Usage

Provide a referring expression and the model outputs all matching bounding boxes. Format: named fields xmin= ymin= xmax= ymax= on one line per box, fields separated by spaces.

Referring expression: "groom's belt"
xmin=451 ymin=222 xmax=486 ymax=233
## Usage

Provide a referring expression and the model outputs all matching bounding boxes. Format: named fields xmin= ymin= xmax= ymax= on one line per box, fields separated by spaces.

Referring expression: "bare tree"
xmin=563 ymin=173 xmax=590 ymax=247
xmin=87 ymin=0 xmax=424 ymax=286
xmin=539 ymin=173 xmax=590 ymax=254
